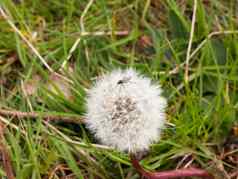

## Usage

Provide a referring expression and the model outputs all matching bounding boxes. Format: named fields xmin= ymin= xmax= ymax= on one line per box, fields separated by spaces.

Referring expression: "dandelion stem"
xmin=130 ymin=154 xmax=213 ymax=179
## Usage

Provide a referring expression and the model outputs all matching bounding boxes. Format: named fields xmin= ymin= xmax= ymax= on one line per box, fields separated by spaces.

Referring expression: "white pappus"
xmin=85 ymin=68 xmax=167 ymax=153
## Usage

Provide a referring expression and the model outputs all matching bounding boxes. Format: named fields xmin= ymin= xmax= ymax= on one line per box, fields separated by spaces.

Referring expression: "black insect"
xmin=117 ymin=76 xmax=131 ymax=85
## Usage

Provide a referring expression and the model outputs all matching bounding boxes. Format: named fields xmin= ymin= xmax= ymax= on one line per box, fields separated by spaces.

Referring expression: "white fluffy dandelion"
xmin=85 ymin=69 xmax=167 ymax=153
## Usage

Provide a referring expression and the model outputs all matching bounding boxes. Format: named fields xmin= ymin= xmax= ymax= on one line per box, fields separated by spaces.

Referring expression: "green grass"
xmin=0 ymin=0 xmax=238 ymax=178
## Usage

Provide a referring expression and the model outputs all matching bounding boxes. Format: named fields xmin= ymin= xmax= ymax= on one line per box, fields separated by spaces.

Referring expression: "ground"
xmin=0 ymin=0 xmax=237 ymax=178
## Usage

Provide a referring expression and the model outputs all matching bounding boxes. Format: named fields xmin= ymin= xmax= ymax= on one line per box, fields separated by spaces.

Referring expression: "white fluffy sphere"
xmin=85 ymin=69 xmax=167 ymax=153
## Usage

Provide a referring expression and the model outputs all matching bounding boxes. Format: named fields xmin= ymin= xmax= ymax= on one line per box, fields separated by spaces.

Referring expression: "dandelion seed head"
xmin=85 ymin=69 xmax=167 ymax=153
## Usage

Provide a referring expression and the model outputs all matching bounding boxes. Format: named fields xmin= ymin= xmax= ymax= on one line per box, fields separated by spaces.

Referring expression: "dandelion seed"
xmin=85 ymin=68 xmax=167 ymax=153
xmin=85 ymin=68 xmax=213 ymax=179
